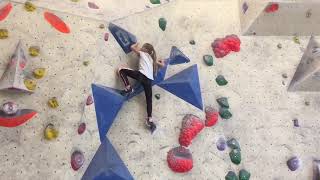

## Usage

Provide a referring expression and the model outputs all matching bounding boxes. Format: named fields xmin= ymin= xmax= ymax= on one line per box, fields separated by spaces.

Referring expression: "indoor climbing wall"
xmin=239 ymin=0 xmax=320 ymax=36
xmin=1 ymin=0 xmax=320 ymax=179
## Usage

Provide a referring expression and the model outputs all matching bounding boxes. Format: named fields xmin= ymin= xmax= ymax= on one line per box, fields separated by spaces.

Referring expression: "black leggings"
xmin=119 ymin=69 xmax=152 ymax=117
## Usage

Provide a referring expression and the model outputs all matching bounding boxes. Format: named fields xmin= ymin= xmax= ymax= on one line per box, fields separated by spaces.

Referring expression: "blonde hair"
xmin=142 ymin=43 xmax=158 ymax=76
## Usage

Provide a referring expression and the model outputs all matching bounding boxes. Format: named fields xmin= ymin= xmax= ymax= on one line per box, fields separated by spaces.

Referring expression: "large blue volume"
xmin=92 ymin=84 xmax=126 ymax=142
xmin=158 ymin=64 xmax=203 ymax=110
xmin=82 ymin=138 xmax=134 ymax=180
xmin=108 ymin=23 xmax=137 ymax=54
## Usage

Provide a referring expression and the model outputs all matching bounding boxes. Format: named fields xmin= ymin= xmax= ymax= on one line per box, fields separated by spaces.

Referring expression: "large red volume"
xmin=167 ymin=146 xmax=193 ymax=173
xmin=44 ymin=12 xmax=70 ymax=33
xmin=179 ymin=114 xmax=204 ymax=147
xmin=0 ymin=3 xmax=12 ymax=21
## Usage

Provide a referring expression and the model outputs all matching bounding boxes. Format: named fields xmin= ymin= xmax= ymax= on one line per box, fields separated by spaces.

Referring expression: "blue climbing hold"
xmin=108 ymin=23 xmax=137 ymax=54
xmin=169 ymin=46 xmax=190 ymax=65
xmin=92 ymin=84 xmax=126 ymax=142
xmin=127 ymin=59 xmax=169 ymax=100
xmin=82 ymin=138 xmax=134 ymax=180
xmin=158 ymin=64 xmax=203 ymax=110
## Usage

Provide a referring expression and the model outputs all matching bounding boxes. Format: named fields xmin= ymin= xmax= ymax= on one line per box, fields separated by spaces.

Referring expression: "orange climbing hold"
xmin=44 ymin=12 xmax=70 ymax=34
xmin=0 ymin=3 xmax=12 ymax=21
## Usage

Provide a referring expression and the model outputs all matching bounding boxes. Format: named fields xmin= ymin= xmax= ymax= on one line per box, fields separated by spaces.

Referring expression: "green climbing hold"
xmin=225 ymin=171 xmax=238 ymax=180
xmin=239 ymin=169 xmax=251 ymax=180
xmin=227 ymin=138 xmax=241 ymax=150
xmin=150 ymin=0 xmax=160 ymax=4
xmin=155 ymin=94 xmax=160 ymax=100
xmin=216 ymin=75 xmax=228 ymax=86
xmin=217 ymin=97 xmax=229 ymax=108
xmin=203 ymin=55 xmax=214 ymax=66
xmin=159 ymin=18 xmax=167 ymax=31
xmin=219 ymin=108 xmax=232 ymax=119
xmin=229 ymin=149 xmax=241 ymax=165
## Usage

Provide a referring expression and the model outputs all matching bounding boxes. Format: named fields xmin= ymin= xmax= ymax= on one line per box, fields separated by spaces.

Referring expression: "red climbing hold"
xmin=167 ymin=146 xmax=193 ymax=173
xmin=211 ymin=35 xmax=241 ymax=58
xmin=71 ymin=151 xmax=85 ymax=171
xmin=205 ymin=106 xmax=219 ymax=127
xmin=88 ymin=2 xmax=99 ymax=9
xmin=86 ymin=95 xmax=93 ymax=105
xmin=265 ymin=3 xmax=279 ymax=13
xmin=179 ymin=114 xmax=204 ymax=147
xmin=0 ymin=3 xmax=12 ymax=21
xmin=0 ymin=109 xmax=37 ymax=127
xmin=78 ymin=123 xmax=86 ymax=135
xmin=44 ymin=12 xmax=70 ymax=34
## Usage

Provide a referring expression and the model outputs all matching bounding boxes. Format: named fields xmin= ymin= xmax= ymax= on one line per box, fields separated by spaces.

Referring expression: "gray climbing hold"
xmin=216 ymin=75 xmax=228 ymax=86
xmin=227 ymin=138 xmax=241 ymax=150
xmin=159 ymin=18 xmax=167 ymax=31
xmin=217 ymin=97 xmax=229 ymax=108
xmin=277 ymin=43 xmax=282 ymax=49
xmin=203 ymin=55 xmax=214 ymax=66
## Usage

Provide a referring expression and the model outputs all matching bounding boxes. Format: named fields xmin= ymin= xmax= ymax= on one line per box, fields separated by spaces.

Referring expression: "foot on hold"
xmin=146 ymin=117 xmax=157 ymax=134
xmin=120 ymin=88 xmax=134 ymax=96
xmin=225 ymin=171 xmax=238 ymax=180
xmin=239 ymin=169 xmax=251 ymax=180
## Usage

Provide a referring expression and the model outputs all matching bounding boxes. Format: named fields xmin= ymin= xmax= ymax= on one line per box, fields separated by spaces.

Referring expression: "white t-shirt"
xmin=138 ymin=51 xmax=154 ymax=80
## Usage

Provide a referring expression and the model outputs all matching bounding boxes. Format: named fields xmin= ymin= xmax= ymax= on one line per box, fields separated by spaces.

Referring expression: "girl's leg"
xmin=142 ymin=81 xmax=152 ymax=118
xmin=118 ymin=68 xmax=140 ymax=91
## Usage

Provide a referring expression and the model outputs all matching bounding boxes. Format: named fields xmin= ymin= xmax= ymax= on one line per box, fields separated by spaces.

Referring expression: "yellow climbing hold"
xmin=44 ymin=123 xmax=59 ymax=140
xmin=0 ymin=29 xmax=8 ymax=39
xmin=293 ymin=36 xmax=300 ymax=44
xmin=29 ymin=46 xmax=40 ymax=57
xmin=24 ymin=1 xmax=36 ymax=12
xmin=24 ymin=79 xmax=36 ymax=91
xmin=48 ymin=97 xmax=59 ymax=108
xmin=70 ymin=0 xmax=80 ymax=2
xmin=33 ymin=68 xmax=46 ymax=79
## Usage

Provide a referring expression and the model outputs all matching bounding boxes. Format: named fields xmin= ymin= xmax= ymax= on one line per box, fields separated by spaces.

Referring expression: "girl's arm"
xmin=156 ymin=59 xmax=166 ymax=68
xmin=130 ymin=43 xmax=140 ymax=56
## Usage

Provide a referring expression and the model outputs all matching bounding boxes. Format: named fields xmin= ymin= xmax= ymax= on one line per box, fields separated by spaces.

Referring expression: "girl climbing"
xmin=118 ymin=43 xmax=166 ymax=133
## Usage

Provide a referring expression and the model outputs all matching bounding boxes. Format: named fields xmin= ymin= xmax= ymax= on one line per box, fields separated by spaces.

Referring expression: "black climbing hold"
xmin=229 ymin=149 xmax=241 ymax=165
xmin=155 ymin=94 xmax=160 ymax=100
xmin=203 ymin=55 xmax=214 ymax=66
xmin=159 ymin=18 xmax=167 ymax=31
xmin=227 ymin=138 xmax=241 ymax=150
xmin=189 ymin=40 xmax=195 ymax=45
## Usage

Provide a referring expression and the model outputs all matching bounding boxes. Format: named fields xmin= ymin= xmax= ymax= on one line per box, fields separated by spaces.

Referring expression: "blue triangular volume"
xmin=127 ymin=59 xmax=169 ymax=100
xmin=82 ymin=138 xmax=134 ymax=180
xmin=158 ymin=65 xmax=203 ymax=110
xmin=108 ymin=23 xmax=137 ymax=54
xmin=169 ymin=46 xmax=190 ymax=65
xmin=92 ymin=84 xmax=126 ymax=142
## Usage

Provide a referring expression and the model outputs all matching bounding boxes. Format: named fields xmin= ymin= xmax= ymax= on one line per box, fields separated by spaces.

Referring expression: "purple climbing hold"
xmin=216 ymin=137 xmax=227 ymax=151
xmin=287 ymin=156 xmax=301 ymax=171
xmin=293 ymin=119 xmax=299 ymax=127
xmin=78 ymin=123 xmax=86 ymax=135
xmin=88 ymin=2 xmax=99 ymax=9
xmin=104 ymin=33 xmax=109 ymax=41
xmin=242 ymin=2 xmax=248 ymax=14
xmin=86 ymin=95 xmax=93 ymax=105
xmin=71 ymin=151 xmax=85 ymax=171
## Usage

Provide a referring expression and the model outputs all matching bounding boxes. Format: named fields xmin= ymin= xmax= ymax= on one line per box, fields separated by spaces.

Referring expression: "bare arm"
xmin=130 ymin=43 xmax=140 ymax=55
xmin=156 ymin=59 xmax=166 ymax=68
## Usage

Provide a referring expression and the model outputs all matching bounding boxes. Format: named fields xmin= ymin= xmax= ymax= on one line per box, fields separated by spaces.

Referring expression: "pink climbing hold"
xmin=211 ymin=35 xmax=241 ymax=58
xmin=104 ymin=33 xmax=109 ymax=41
xmin=205 ymin=106 xmax=219 ymax=127
xmin=88 ymin=2 xmax=99 ymax=9
xmin=167 ymin=146 xmax=193 ymax=173
xmin=86 ymin=95 xmax=93 ymax=105
xmin=179 ymin=114 xmax=204 ymax=147
xmin=265 ymin=3 xmax=279 ymax=13
xmin=78 ymin=123 xmax=86 ymax=135
xmin=71 ymin=151 xmax=84 ymax=171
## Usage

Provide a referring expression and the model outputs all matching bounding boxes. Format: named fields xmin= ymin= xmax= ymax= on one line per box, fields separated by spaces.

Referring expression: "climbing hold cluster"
xmin=2 ymin=102 xmax=18 ymax=115
xmin=48 ymin=97 xmax=59 ymax=108
xmin=217 ymin=97 xmax=232 ymax=119
xmin=24 ymin=1 xmax=36 ymax=12
xmin=205 ymin=106 xmax=219 ymax=127
xmin=216 ymin=75 xmax=228 ymax=86
xmin=167 ymin=146 xmax=193 ymax=173
xmin=287 ymin=156 xmax=300 ymax=171
xmin=0 ymin=29 xmax=8 ymax=39
xmin=33 ymin=68 xmax=46 ymax=79
xmin=212 ymin=35 xmax=241 ymax=58
xmin=265 ymin=3 xmax=279 ymax=13
xmin=179 ymin=114 xmax=204 ymax=147
xmin=203 ymin=55 xmax=214 ymax=66
xmin=44 ymin=123 xmax=59 ymax=140
xmin=29 ymin=46 xmax=40 ymax=57
xmin=71 ymin=151 xmax=85 ymax=171
xmin=159 ymin=18 xmax=167 ymax=31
